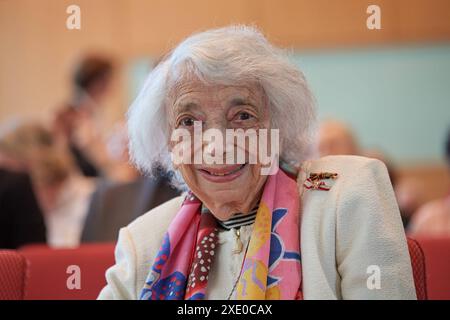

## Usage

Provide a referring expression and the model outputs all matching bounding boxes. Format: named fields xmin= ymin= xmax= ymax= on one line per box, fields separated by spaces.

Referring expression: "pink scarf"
xmin=140 ymin=167 xmax=302 ymax=300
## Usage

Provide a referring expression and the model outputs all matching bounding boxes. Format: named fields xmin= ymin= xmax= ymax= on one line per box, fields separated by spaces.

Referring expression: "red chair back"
xmin=407 ymin=237 xmax=427 ymax=300
xmin=1 ymin=238 xmax=436 ymax=300
xmin=0 ymin=250 xmax=27 ymax=300
xmin=415 ymin=237 xmax=450 ymax=300
xmin=19 ymin=243 xmax=115 ymax=300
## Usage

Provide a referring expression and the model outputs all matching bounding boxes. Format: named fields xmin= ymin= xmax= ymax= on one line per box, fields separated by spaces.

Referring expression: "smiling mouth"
xmin=199 ymin=163 xmax=247 ymax=176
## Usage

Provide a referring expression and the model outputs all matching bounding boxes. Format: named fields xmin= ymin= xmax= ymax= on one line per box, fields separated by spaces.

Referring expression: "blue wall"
xmin=291 ymin=45 xmax=450 ymax=163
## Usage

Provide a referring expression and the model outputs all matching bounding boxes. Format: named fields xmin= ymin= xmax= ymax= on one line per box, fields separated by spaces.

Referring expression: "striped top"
xmin=201 ymin=204 xmax=258 ymax=230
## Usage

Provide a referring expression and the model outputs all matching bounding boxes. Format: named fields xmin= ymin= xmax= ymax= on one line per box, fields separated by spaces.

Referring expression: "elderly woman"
xmin=99 ymin=26 xmax=416 ymax=300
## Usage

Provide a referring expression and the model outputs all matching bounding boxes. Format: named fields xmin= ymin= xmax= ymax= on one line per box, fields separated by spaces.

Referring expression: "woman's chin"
xmin=210 ymin=209 xmax=235 ymax=222
xmin=188 ymin=163 xmax=265 ymax=219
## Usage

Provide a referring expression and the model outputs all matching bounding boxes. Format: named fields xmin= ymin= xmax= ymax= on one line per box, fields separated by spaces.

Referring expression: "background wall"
xmin=293 ymin=45 xmax=450 ymax=163
xmin=1 ymin=0 xmax=450 ymax=202
xmin=1 ymin=0 xmax=450 ymax=128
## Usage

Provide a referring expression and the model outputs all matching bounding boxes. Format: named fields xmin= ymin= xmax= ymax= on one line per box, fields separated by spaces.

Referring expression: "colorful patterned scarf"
xmin=140 ymin=167 xmax=302 ymax=300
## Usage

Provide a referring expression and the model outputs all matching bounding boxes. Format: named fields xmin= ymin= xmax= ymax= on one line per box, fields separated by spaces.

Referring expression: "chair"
xmin=19 ymin=243 xmax=115 ymax=300
xmin=3 ymin=238 xmax=429 ymax=300
xmin=414 ymin=237 xmax=450 ymax=300
xmin=0 ymin=250 xmax=27 ymax=300
xmin=407 ymin=237 xmax=427 ymax=300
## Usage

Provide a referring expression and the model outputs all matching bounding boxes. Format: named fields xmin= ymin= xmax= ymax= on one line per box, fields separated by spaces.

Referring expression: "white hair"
xmin=128 ymin=25 xmax=316 ymax=187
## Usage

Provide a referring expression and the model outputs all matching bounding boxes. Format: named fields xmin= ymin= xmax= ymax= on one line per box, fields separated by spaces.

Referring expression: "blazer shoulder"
xmin=301 ymin=155 xmax=388 ymax=176
xmin=298 ymin=155 xmax=389 ymax=190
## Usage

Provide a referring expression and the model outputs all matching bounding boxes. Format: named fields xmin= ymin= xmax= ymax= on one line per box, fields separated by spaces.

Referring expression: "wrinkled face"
xmin=167 ymin=79 xmax=271 ymax=220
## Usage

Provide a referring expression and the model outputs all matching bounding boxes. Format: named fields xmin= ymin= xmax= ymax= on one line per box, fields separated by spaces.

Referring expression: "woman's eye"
xmin=180 ymin=117 xmax=195 ymax=127
xmin=236 ymin=112 xmax=253 ymax=121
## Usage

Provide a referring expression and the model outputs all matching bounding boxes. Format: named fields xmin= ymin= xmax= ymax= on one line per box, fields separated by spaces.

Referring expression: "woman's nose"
xmin=202 ymin=128 xmax=227 ymax=159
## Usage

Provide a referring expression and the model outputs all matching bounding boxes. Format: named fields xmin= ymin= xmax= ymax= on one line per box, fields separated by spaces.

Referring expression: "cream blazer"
xmin=98 ymin=155 xmax=417 ymax=300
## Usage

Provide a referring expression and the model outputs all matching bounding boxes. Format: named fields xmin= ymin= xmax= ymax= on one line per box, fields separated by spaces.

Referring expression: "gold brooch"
xmin=303 ymin=172 xmax=338 ymax=191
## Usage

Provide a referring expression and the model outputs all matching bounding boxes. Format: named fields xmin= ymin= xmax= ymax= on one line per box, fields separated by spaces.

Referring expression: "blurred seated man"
xmin=81 ymin=171 xmax=179 ymax=243
xmin=53 ymin=55 xmax=114 ymax=178
xmin=409 ymin=130 xmax=450 ymax=236
xmin=394 ymin=177 xmax=423 ymax=229
xmin=81 ymin=123 xmax=180 ymax=243
xmin=0 ymin=120 xmax=95 ymax=248
xmin=318 ymin=119 xmax=360 ymax=157
xmin=0 ymin=166 xmax=46 ymax=249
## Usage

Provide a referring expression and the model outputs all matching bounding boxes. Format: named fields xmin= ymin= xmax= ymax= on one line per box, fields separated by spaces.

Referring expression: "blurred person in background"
xmin=0 ymin=120 xmax=95 ymax=248
xmin=408 ymin=129 xmax=450 ymax=236
xmin=0 ymin=151 xmax=46 ymax=248
xmin=394 ymin=177 xmax=423 ymax=229
xmin=81 ymin=122 xmax=180 ymax=243
xmin=104 ymin=122 xmax=138 ymax=183
xmin=53 ymin=55 xmax=114 ymax=178
xmin=317 ymin=119 xmax=360 ymax=157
